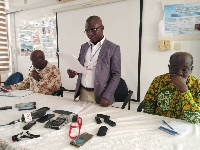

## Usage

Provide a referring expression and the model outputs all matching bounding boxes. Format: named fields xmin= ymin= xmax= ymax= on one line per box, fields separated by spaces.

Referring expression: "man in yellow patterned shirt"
xmin=143 ymin=52 xmax=200 ymax=123
xmin=2 ymin=50 xmax=61 ymax=95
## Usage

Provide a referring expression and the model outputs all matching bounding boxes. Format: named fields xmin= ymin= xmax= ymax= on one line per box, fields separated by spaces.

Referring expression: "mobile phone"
xmin=50 ymin=115 xmax=67 ymax=130
xmin=70 ymin=132 xmax=93 ymax=147
xmin=37 ymin=114 xmax=55 ymax=123
xmin=19 ymin=105 xmax=36 ymax=111
xmin=23 ymin=120 xmax=36 ymax=130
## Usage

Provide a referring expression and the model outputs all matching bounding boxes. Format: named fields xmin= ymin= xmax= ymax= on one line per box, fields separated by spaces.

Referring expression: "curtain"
xmin=0 ymin=0 xmax=9 ymax=72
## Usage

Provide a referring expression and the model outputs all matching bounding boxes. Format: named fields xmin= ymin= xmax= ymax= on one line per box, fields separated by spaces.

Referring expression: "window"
xmin=0 ymin=0 xmax=9 ymax=72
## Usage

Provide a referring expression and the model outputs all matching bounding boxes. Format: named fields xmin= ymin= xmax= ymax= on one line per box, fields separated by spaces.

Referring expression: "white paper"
xmin=57 ymin=105 xmax=83 ymax=114
xmin=0 ymin=90 xmax=33 ymax=97
xmin=162 ymin=121 xmax=193 ymax=135
xmin=58 ymin=52 xmax=87 ymax=74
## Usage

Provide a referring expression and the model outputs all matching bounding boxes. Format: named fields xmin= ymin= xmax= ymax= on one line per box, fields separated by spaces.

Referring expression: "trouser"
xmin=79 ymin=87 xmax=96 ymax=103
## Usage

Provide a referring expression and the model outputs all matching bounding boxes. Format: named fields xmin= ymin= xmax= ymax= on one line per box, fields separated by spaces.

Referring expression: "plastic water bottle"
xmin=69 ymin=115 xmax=82 ymax=139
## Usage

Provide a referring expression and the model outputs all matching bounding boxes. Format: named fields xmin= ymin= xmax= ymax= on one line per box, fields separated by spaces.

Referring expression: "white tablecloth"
xmin=0 ymin=91 xmax=200 ymax=150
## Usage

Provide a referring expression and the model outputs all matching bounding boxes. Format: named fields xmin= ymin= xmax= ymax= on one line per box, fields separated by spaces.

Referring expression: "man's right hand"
xmin=0 ymin=85 xmax=12 ymax=92
xmin=170 ymin=74 xmax=189 ymax=93
xmin=67 ymin=69 xmax=77 ymax=78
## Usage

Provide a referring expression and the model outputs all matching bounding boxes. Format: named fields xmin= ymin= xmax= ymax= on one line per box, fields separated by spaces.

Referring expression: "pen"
xmin=162 ymin=120 xmax=174 ymax=130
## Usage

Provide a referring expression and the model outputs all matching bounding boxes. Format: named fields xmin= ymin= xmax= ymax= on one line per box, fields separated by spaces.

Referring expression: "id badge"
xmin=86 ymin=65 xmax=93 ymax=70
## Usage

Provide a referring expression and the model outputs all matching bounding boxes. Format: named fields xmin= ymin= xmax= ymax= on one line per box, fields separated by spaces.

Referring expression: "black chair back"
xmin=114 ymin=78 xmax=133 ymax=110
xmin=114 ymin=78 xmax=128 ymax=102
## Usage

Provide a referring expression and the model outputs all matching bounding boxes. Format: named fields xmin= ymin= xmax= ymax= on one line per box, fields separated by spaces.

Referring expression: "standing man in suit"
xmin=67 ymin=16 xmax=121 ymax=107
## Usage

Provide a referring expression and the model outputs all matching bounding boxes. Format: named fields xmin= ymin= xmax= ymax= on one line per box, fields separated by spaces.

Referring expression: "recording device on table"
xmin=15 ymin=102 xmax=36 ymax=111
xmin=22 ymin=107 xmax=51 ymax=130
xmin=0 ymin=106 xmax=12 ymax=110
xmin=37 ymin=114 xmax=55 ymax=123
xmin=44 ymin=110 xmax=74 ymax=129
xmin=95 ymin=114 xmax=116 ymax=136
xmin=69 ymin=115 xmax=93 ymax=147
xmin=23 ymin=120 xmax=37 ymax=130
xmin=31 ymin=107 xmax=50 ymax=119
xmin=96 ymin=114 xmax=116 ymax=127
xmin=0 ymin=106 xmax=50 ymax=128
xmin=70 ymin=132 xmax=93 ymax=147
xmin=44 ymin=114 xmax=69 ymax=130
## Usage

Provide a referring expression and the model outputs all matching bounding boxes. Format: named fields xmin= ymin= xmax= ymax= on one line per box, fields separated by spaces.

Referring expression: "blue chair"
xmin=3 ymin=72 xmax=23 ymax=85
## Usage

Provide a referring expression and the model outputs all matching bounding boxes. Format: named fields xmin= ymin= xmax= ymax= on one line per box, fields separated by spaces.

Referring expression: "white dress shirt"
xmin=81 ymin=36 xmax=105 ymax=88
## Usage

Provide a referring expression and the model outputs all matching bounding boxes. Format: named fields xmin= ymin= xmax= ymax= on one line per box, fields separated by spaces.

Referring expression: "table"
xmin=0 ymin=90 xmax=200 ymax=150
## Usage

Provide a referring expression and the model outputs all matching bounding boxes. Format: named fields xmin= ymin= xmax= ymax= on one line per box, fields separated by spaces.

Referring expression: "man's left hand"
xmin=100 ymin=97 xmax=110 ymax=107
xmin=31 ymin=70 xmax=40 ymax=81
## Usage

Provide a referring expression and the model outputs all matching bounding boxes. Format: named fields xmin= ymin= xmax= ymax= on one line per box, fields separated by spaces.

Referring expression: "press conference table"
xmin=0 ymin=90 xmax=200 ymax=150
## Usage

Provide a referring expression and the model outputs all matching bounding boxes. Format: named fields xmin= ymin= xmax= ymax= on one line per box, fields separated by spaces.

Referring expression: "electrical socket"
xmin=157 ymin=40 xmax=172 ymax=51
xmin=164 ymin=40 xmax=172 ymax=50
xmin=174 ymin=43 xmax=181 ymax=50
xmin=157 ymin=40 xmax=164 ymax=50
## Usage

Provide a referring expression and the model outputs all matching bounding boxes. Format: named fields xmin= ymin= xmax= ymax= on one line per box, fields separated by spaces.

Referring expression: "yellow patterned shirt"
xmin=143 ymin=73 xmax=200 ymax=123
xmin=11 ymin=62 xmax=61 ymax=95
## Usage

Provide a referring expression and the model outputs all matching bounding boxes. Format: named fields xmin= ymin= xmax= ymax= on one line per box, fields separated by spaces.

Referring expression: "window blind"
xmin=0 ymin=0 xmax=9 ymax=72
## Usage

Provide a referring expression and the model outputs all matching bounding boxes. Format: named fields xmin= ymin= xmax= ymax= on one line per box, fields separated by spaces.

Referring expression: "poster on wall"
xmin=20 ymin=31 xmax=33 ymax=56
xmin=18 ymin=16 xmax=57 ymax=61
xmin=164 ymin=2 xmax=200 ymax=34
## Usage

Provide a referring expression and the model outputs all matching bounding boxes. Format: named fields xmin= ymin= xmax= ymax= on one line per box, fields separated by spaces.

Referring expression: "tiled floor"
xmin=63 ymin=91 xmax=140 ymax=111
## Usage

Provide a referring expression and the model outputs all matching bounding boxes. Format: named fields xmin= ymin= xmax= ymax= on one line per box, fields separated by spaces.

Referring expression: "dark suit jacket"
xmin=74 ymin=39 xmax=121 ymax=105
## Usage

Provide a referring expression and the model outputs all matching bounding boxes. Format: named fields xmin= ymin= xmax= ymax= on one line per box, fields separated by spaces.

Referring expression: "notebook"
xmin=0 ymin=90 xmax=33 ymax=97
xmin=159 ymin=121 xmax=193 ymax=135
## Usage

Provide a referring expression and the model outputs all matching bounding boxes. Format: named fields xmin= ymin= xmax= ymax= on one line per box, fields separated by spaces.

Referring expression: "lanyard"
xmin=90 ymin=44 xmax=102 ymax=61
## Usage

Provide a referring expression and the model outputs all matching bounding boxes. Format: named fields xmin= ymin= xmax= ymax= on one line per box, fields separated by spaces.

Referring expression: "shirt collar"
xmin=88 ymin=36 xmax=105 ymax=46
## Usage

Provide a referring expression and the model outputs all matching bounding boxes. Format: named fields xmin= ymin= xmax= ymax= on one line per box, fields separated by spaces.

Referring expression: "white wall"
xmin=141 ymin=0 xmax=200 ymax=101
xmin=57 ymin=0 xmax=139 ymax=100
xmin=8 ymin=0 xmax=200 ymax=102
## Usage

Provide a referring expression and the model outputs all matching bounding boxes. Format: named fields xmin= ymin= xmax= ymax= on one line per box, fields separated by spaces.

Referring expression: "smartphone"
xmin=70 ymin=132 xmax=93 ymax=147
xmin=37 ymin=114 xmax=55 ymax=123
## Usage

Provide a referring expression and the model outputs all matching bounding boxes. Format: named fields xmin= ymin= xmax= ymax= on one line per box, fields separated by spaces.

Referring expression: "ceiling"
xmin=5 ymin=0 xmax=71 ymax=12
xmin=5 ymin=0 xmax=126 ymax=13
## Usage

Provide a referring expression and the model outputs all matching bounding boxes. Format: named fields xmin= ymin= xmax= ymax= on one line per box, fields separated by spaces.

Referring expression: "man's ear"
xmin=168 ymin=64 xmax=170 ymax=72
xmin=191 ymin=66 xmax=194 ymax=71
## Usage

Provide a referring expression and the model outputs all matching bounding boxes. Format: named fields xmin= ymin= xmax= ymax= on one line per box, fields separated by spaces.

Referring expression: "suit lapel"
xmin=80 ymin=43 xmax=90 ymax=65
xmin=97 ymin=39 xmax=108 ymax=63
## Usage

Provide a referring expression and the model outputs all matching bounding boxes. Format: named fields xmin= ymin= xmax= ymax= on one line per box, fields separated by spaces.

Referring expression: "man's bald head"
xmin=170 ymin=52 xmax=193 ymax=66
xmin=86 ymin=16 xmax=102 ymax=24
xmin=30 ymin=50 xmax=47 ymax=70
xmin=31 ymin=50 xmax=45 ymax=60
xmin=169 ymin=52 xmax=193 ymax=78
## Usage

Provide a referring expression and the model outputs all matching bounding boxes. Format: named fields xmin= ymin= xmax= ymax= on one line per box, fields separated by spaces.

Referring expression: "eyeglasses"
xmin=84 ymin=25 xmax=102 ymax=34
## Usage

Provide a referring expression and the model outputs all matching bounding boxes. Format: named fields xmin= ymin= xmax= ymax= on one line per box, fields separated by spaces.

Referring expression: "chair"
xmin=114 ymin=78 xmax=133 ymax=110
xmin=52 ymin=86 xmax=64 ymax=97
xmin=137 ymin=100 xmax=144 ymax=112
xmin=1 ymin=72 xmax=23 ymax=85
xmin=51 ymin=86 xmax=75 ymax=97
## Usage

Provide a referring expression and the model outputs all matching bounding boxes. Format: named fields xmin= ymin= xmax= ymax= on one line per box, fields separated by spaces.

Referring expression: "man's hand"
xmin=170 ymin=74 xmax=189 ymax=93
xmin=67 ymin=69 xmax=77 ymax=78
xmin=31 ymin=70 xmax=40 ymax=81
xmin=1 ymin=85 xmax=12 ymax=92
xmin=100 ymin=97 xmax=110 ymax=107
